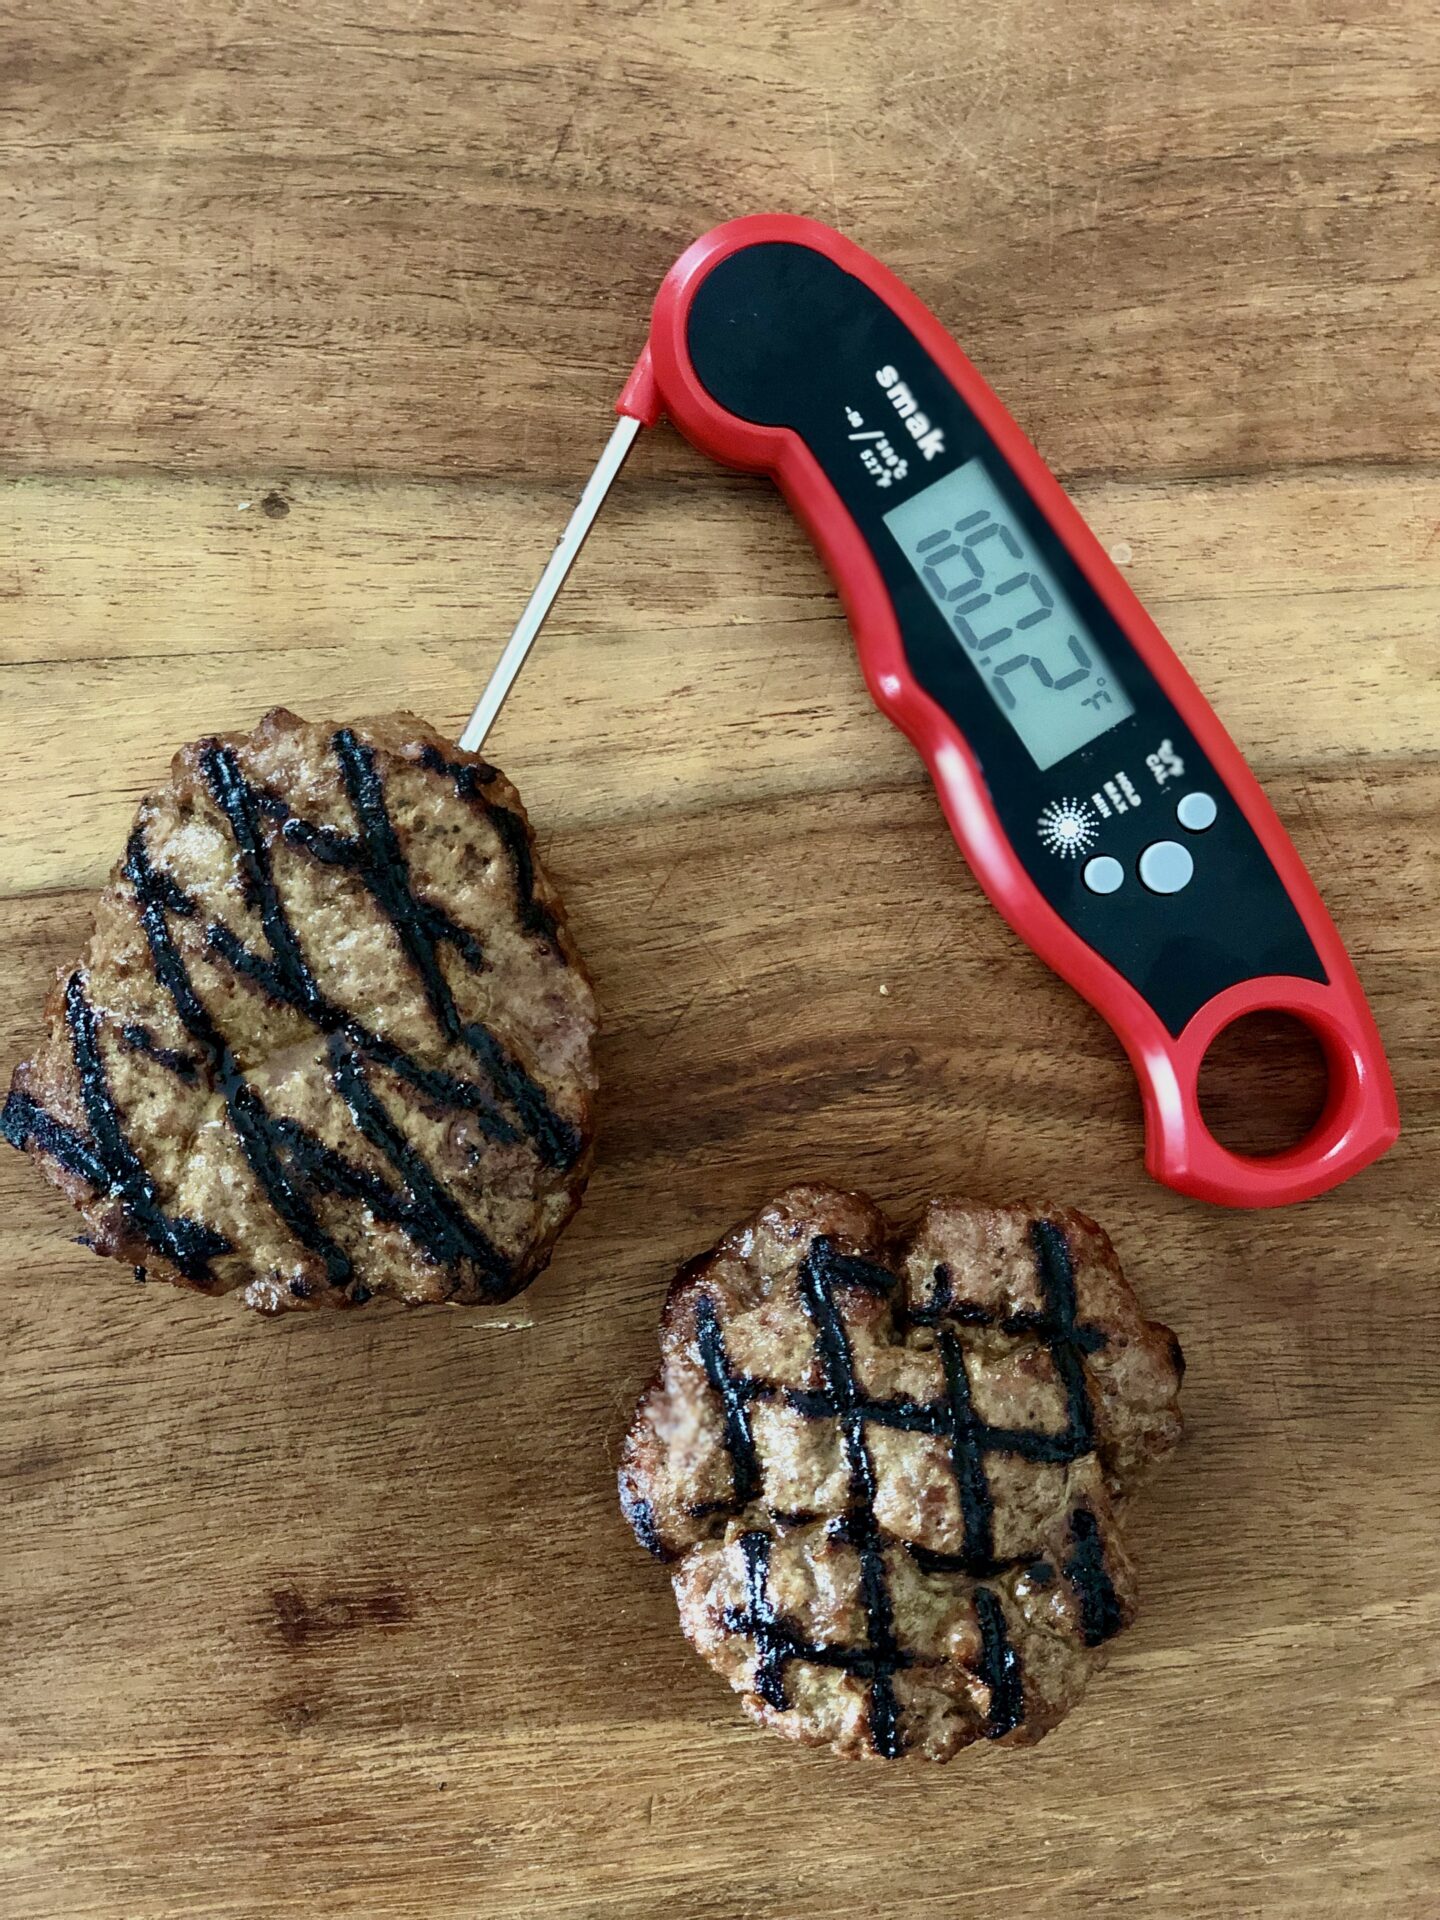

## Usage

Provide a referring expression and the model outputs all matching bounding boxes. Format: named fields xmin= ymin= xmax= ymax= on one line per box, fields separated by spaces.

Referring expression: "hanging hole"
xmin=1198 ymin=1010 xmax=1331 ymax=1158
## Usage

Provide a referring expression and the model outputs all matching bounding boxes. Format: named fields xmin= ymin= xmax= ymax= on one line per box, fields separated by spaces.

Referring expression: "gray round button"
xmin=1138 ymin=840 xmax=1195 ymax=894
xmin=1083 ymin=855 xmax=1125 ymax=896
xmin=1177 ymin=790 xmax=1218 ymax=833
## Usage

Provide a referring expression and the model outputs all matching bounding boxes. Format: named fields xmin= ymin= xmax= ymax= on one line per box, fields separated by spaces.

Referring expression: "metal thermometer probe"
xmin=460 ymin=414 xmax=642 ymax=752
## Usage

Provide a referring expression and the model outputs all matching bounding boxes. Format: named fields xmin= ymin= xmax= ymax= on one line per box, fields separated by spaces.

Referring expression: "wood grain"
xmin=2 ymin=2 xmax=1437 ymax=1916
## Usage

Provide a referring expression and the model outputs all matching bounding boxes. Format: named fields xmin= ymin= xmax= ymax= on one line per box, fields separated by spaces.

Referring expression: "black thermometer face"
xmin=686 ymin=243 xmax=1324 ymax=1035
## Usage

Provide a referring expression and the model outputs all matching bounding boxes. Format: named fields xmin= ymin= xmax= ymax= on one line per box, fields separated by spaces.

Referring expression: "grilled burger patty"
xmin=1 ymin=709 xmax=597 ymax=1312
xmin=620 ymin=1184 xmax=1184 ymax=1760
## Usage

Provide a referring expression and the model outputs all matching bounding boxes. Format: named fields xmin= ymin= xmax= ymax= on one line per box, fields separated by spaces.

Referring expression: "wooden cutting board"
xmin=2 ymin=4 xmax=1437 ymax=1915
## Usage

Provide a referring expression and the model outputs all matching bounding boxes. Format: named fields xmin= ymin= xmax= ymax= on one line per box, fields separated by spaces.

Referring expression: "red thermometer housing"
xmin=618 ymin=215 xmax=1398 ymax=1207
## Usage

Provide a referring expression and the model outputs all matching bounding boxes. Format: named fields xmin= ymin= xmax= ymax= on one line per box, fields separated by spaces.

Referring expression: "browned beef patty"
xmin=2 ymin=709 xmax=597 ymax=1312
xmin=620 ymin=1184 xmax=1184 ymax=1760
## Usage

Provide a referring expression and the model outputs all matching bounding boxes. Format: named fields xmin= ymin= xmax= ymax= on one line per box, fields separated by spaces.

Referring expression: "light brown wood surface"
xmin=2 ymin=4 xmax=1438 ymax=1916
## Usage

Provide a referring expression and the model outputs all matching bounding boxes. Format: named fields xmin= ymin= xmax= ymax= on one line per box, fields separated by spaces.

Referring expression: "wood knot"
xmin=265 ymin=1580 xmax=413 ymax=1648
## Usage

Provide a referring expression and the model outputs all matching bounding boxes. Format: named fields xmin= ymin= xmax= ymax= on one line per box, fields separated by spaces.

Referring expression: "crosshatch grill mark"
xmin=0 ymin=730 xmax=580 ymax=1298
xmin=697 ymin=1222 xmax=1122 ymax=1755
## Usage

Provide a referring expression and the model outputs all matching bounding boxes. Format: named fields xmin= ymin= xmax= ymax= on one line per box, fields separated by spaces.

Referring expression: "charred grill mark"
xmin=722 ymin=1530 xmax=917 ymax=1716
xmin=1063 ymin=1507 xmax=1125 ymax=1646
xmin=268 ymin=784 xmax=490 ymax=975
xmin=132 ymin=808 xmax=517 ymax=1294
xmin=806 ymin=1239 xmax=897 ymax=1298
xmin=2 ymin=1088 xmax=107 ymax=1191
xmin=218 ymin=736 xmax=572 ymax=1164
xmin=694 ymin=1293 xmax=771 ymax=1509
xmin=692 ymin=1220 xmax=1114 ymax=1752
xmin=938 ymin=1329 xmax=996 ymax=1574
xmin=205 ymin=921 xmax=518 ymax=1144
xmin=65 ymin=975 xmax=230 ymax=1278
xmin=418 ymin=743 xmax=560 ymax=947
xmin=795 ymin=1240 xmax=907 ymax=1757
xmin=907 ymin=1543 xmax=990 ymax=1576
xmin=486 ymin=802 xmax=560 ymax=946
xmin=205 ymin=744 xmax=489 ymax=1024
xmin=125 ymin=826 xmax=356 ymax=1288
xmin=459 ymin=1022 xmax=579 ymax=1170
xmin=327 ymin=1036 xmax=510 ymax=1286
xmin=201 ymin=746 xmax=329 ymax=1022
xmin=1029 ymin=1219 xmax=1104 ymax=1454
xmin=328 ymin=733 xmax=578 ymax=1168
xmin=974 ymin=1587 xmax=1025 ymax=1738
xmin=119 ymin=1024 xmax=201 ymax=1085
xmin=0 ymin=978 xmax=230 ymax=1281
xmin=624 ymin=1496 xmax=666 ymax=1561
xmin=725 ymin=1531 xmax=792 ymax=1710
xmin=328 ymin=732 xmax=491 ymax=1011
xmin=415 ymin=742 xmax=500 ymax=794
xmin=904 ymin=1261 xmax=956 ymax=1327
xmin=787 ymin=1387 xmax=932 ymax=1430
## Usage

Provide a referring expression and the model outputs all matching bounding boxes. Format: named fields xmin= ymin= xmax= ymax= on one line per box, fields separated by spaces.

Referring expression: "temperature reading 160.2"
xmin=883 ymin=457 xmax=1134 ymax=771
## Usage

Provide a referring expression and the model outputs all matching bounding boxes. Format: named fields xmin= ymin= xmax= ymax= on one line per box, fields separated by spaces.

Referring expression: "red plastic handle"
xmin=623 ymin=215 xmax=1399 ymax=1207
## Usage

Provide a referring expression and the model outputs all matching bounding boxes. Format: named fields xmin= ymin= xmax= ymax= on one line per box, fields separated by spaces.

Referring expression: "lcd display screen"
xmin=883 ymin=458 xmax=1135 ymax=770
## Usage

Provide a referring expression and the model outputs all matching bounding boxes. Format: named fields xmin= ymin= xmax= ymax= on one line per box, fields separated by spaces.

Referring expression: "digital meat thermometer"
xmin=462 ymin=214 xmax=1398 ymax=1208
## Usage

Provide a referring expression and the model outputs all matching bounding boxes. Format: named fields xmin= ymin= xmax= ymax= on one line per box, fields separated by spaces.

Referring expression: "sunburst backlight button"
xmin=1037 ymin=798 xmax=1098 ymax=859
